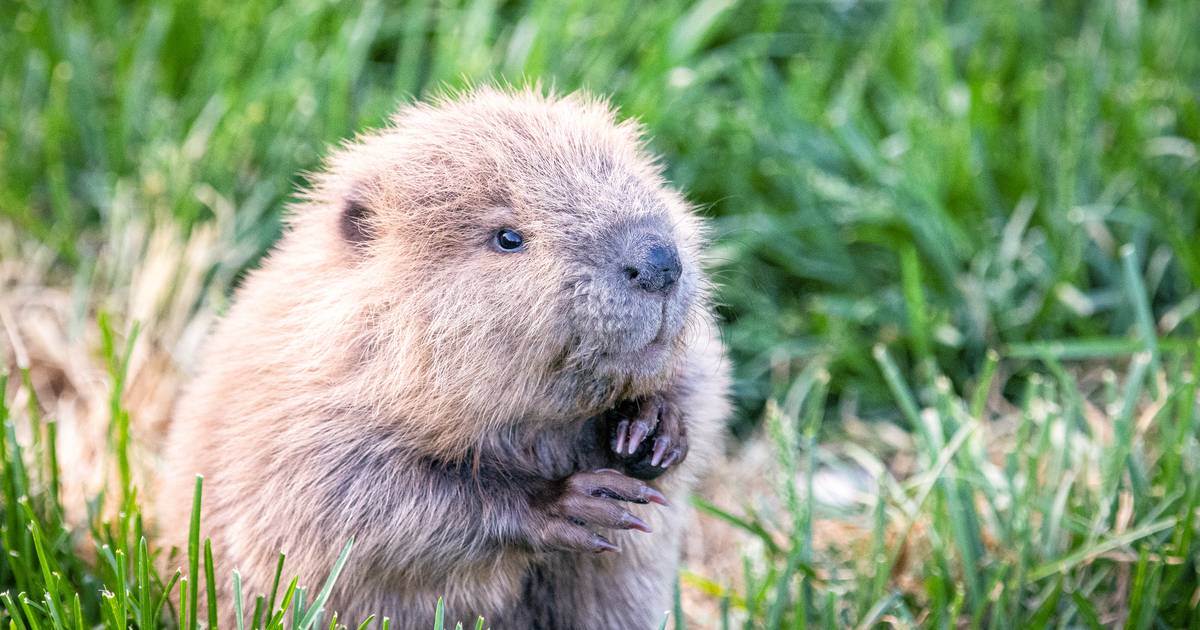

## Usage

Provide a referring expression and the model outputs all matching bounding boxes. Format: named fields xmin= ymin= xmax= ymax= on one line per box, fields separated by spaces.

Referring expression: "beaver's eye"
xmin=493 ymin=228 xmax=525 ymax=252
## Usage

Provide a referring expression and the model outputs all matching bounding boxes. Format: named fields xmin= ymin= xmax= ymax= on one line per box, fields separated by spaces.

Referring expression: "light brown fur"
xmin=157 ymin=87 xmax=730 ymax=629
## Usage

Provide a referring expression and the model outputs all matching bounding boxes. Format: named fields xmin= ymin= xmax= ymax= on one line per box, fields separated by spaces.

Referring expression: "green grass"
xmin=694 ymin=348 xmax=1200 ymax=628
xmin=682 ymin=252 xmax=1197 ymax=626
xmin=2 ymin=0 xmax=1199 ymax=627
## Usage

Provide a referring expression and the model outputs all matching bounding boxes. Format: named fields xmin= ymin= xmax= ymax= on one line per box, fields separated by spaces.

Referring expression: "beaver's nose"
xmin=623 ymin=238 xmax=682 ymax=295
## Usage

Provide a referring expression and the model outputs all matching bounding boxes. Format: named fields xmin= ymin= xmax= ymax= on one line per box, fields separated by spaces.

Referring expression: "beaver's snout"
xmin=622 ymin=236 xmax=682 ymax=295
xmin=564 ymin=214 xmax=694 ymax=377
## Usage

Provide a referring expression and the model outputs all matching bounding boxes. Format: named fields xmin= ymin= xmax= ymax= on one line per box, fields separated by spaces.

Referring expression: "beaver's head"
xmin=301 ymin=88 xmax=710 ymax=440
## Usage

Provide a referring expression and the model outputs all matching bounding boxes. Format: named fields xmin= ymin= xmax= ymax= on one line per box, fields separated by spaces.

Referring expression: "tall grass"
xmin=3 ymin=0 xmax=1197 ymax=423
xmin=694 ymin=343 xmax=1200 ymax=628
xmin=686 ymin=243 xmax=1200 ymax=627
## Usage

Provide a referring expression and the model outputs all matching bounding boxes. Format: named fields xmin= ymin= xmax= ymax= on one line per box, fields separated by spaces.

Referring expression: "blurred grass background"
xmin=4 ymin=0 xmax=1197 ymax=428
xmin=3 ymin=0 xmax=1200 ymax=627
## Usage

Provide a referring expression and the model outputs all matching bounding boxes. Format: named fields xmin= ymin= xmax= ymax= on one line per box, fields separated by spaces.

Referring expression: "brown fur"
xmin=156 ymin=87 xmax=730 ymax=629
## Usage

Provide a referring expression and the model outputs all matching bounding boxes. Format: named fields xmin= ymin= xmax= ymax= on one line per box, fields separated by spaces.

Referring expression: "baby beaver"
xmin=157 ymin=87 xmax=731 ymax=629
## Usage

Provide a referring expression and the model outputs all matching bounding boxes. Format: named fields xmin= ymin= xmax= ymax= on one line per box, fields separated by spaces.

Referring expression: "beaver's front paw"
xmin=609 ymin=394 xmax=688 ymax=480
xmin=532 ymin=469 xmax=667 ymax=554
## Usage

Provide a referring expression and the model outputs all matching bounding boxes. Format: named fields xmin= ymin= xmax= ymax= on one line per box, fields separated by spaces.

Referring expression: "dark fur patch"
xmin=340 ymin=197 xmax=374 ymax=247
xmin=519 ymin=563 xmax=563 ymax=630
xmin=422 ymin=450 xmax=568 ymax=515
xmin=524 ymin=476 xmax=568 ymax=511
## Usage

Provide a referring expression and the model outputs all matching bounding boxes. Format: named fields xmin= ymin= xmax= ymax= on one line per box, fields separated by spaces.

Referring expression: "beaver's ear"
xmin=340 ymin=193 xmax=374 ymax=248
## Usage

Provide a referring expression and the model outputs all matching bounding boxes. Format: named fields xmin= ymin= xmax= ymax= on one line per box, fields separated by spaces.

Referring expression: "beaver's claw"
xmin=608 ymin=394 xmax=688 ymax=480
xmin=534 ymin=469 xmax=667 ymax=553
